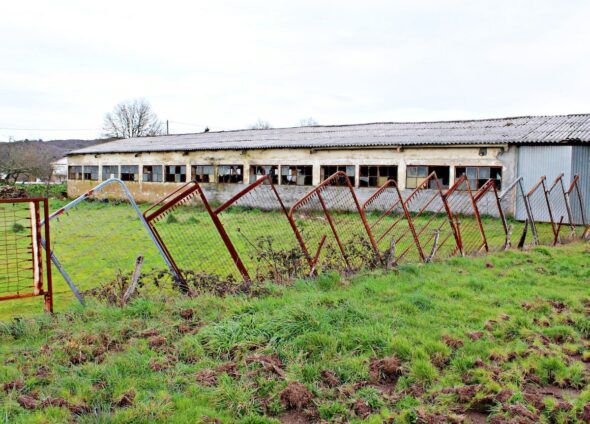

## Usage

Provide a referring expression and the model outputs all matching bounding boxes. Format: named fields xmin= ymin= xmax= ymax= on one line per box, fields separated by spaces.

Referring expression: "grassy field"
xmin=1 ymin=242 xmax=589 ymax=422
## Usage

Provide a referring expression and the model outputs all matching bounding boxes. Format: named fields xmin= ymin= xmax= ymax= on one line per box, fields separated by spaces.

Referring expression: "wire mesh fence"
xmin=47 ymin=179 xmax=168 ymax=302
xmin=0 ymin=198 xmax=52 ymax=311
xmin=471 ymin=180 xmax=509 ymax=253
xmin=362 ymin=180 xmax=422 ymax=264
xmin=545 ymin=174 xmax=574 ymax=243
xmin=213 ymin=176 xmax=307 ymax=282
xmin=526 ymin=176 xmax=557 ymax=245
xmin=565 ymin=175 xmax=590 ymax=239
xmin=143 ymin=181 xmax=246 ymax=289
xmin=498 ymin=178 xmax=534 ymax=248
xmin=289 ymin=171 xmax=380 ymax=274
xmin=402 ymin=173 xmax=459 ymax=262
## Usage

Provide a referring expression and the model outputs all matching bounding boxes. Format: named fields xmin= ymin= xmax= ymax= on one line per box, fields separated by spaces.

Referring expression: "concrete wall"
xmin=67 ymin=144 xmax=515 ymax=205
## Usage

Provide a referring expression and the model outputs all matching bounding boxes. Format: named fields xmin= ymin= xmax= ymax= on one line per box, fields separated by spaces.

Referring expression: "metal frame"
xmin=361 ymin=179 xmax=422 ymax=263
xmin=565 ymin=174 xmax=590 ymax=239
xmin=288 ymin=171 xmax=380 ymax=273
xmin=400 ymin=172 xmax=460 ymax=262
xmin=498 ymin=177 xmax=536 ymax=246
xmin=472 ymin=179 xmax=509 ymax=251
xmin=43 ymin=178 xmax=173 ymax=304
xmin=526 ymin=176 xmax=557 ymax=245
xmin=0 ymin=197 xmax=53 ymax=312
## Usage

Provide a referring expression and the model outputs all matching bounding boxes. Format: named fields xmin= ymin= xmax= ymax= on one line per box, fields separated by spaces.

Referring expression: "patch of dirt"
xmin=442 ymin=335 xmax=464 ymax=349
xmin=195 ymin=369 xmax=218 ymax=386
xmin=17 ymin=394 xmax=37 ymax=410
xmin=466 ymin=331 xmax=484 ymax=341
xmin=195 ymin=362 xmax=240 ymax=386
xmin=369 ymin=356 xmax=402 ymax=384
xmin=320 ymin=370 xmax=340 ymax=388
xmin=246 ymin=354 xmax=285 ymax=378
xmin=465 ymin=411 xmax=488 ymax=424
xmin=179 ymin=308 xmax=194 ymax=319
xmin=279 ymin=410 xmax=315 ymax=424
xmin=2 ymin=380 xmax=24 ymax=392
xmin=113 ymin=391 xmax=135 ymax=408
xmin=0 ymin=185 xmax=28 ymax=199
xmin=352 ymin=399 xmax=371 ymax=419
xmin=280 ymin=382 xmax=313 ymax=410
xmin=148 ymin=336 xmax=167 ymax=348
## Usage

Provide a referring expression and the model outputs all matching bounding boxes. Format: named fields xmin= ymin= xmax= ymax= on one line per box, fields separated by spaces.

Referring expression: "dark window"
xmin=359 ymin=165 xmax=398 ymax=187
xmin=83 ymin=166 xmax=98 ymax=181
xmin=68 ymin=166 xmax=83 ymax=180
xmin=218 ymin=165 xmax=243 ymax=183
xmin=191 ymin=165 xmax=215 ymax=183
xmin=406 ymin=165 xmax=450 ymax=189
xmin=120 ymin=165 xmax=139 ymax=182
xmin=102 ymin=165 xmax=119 ymax=180
xmin=455 ymin=166 xmax=502 ymax=190
xmin=142 ymin=165 xmax=163 ymax=182
xmin=281 ymin=165 xmax=313 ymax=186
xmin=165 ymin=165 xmax=186 ymax=183
xmin=320 ymin=165 xmax=355 ymax=186
xmin=249 ymin=165 xmax=279 ymax=184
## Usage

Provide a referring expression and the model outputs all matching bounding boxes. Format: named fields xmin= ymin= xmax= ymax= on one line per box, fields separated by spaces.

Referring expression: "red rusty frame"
xmin=401 ymin=172 xmax=461 ymax=261
xmin=143 ymin=181 xmax=250 ymax=286
xmin=472 ymin=178 xmax=509 ymax=251
xmin=0 ymin=197 xmax=53 ymax=312
xmin=362 ymin=179 xmax=423 ymax=262
xmin=442 ymin=176 xmax=488 ymax=255
xmin=288 ymin=171 xmax=380 ymax=273
xmin=526 ymin=176 xmax=558 ymax=245
xmin=565 ymin=174 xmax=590 ymax=239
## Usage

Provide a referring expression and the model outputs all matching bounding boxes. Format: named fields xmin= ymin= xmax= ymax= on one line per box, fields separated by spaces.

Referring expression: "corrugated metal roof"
xmin=70 ymin=114 xmax=590 ymax=155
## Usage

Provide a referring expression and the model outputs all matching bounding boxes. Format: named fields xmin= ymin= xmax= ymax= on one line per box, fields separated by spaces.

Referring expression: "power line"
xmin=0 ymin=126 xmax=101 ymax=131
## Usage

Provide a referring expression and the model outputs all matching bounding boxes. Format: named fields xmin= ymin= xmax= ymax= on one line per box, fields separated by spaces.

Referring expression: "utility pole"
xmin=166 ymin=120 xmax=169 ymax=135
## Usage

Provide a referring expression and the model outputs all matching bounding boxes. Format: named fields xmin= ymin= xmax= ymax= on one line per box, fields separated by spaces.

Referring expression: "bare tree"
xmin=0 ymin=142 xmax=53 ymax=183
xmin=298 ymin=117 xmax=318 ymax=126
xmin=103 ymin=99 xmax=164 ymax=139
xmin=249 ymin=119 xmax=272 ymax=130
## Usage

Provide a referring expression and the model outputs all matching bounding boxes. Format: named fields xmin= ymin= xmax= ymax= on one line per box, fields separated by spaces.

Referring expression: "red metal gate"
xmin=472 ymin=179 xmax=509 ymax=252
xmin=0 ymin=198 xmax=52 ymax=312
xmin=526 ymin=176 xmax=557 ymax=245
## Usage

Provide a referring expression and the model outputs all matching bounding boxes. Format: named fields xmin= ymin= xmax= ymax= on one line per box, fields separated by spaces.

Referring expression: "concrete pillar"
xmin=312 ymin=163 xmax=322 ymax=185
xmin=449 ymin=166 xmax=456 ymax=187
xmin=243 ymin=162 xmax=251 ymax=184
xmin=186 ymin=162 xmax=192 ymax=182
xmin=354 ymin=164 xmax=360 ymax=187
xmin=398 ymin=161 xmax=407 ymax=190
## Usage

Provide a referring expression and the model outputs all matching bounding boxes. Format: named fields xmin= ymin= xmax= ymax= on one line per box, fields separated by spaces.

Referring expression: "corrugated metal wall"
xmin=571 ymin=146 xmax=590 ymax=224
xmin=515 ymin=146 xmax=573 ymax=221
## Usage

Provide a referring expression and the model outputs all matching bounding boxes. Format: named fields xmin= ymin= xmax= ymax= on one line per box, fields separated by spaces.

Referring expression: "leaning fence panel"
xmin=0 ymin=197 xmax=53 ymax=312
xmin=565 ymin=175 xmax=590 ymax=239
xmin=213 ymin=176 xmax=307 ymax=282
xmin=471 ymin=180 xmax=509 ymax=252
xmin=443 ymin=177 xmax=487 ymax=256
xmin=143 ymin=182 xmax=246 ymax=289
xmin=545 ymin=174 xmax=575 ymax=244
xmin=362 ymin=180 xmax=422 ymax=264
xmin=526 ymin=176 xmax=557 ymax=245
xmin=46 ymin=179 xmax=169 ymax=302
xmin=498 ymin=178 xmax=534 ymax=248
xmin=289 ymin=171 xmax=380 ymax=274
xmin=402 ymin=173 xmax=459 ymax=262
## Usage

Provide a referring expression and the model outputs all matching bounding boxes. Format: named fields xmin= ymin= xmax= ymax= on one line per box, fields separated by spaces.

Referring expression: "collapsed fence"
xmin=1 ymin=171 xmax=588 ymax=311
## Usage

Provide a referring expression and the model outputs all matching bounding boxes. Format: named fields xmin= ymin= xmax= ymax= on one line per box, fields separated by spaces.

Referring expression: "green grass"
xmin=1 ymin=242 xmax=589 ymax=422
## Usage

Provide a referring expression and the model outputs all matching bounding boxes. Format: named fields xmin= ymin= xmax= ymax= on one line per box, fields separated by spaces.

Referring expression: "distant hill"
xmin=0 ymin=138 xmax=115 ymax=162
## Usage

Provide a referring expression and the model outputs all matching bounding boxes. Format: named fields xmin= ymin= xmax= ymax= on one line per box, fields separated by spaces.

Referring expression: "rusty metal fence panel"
xmin=472 ymin=180 xmax=509 ymax=252
xmin=526 ymin=176 xmax=557 ymax=245
xmin=46 ymin=179 xmax=170 ymax=303
xmin=498 ymin=178 xmax=535 ymax=248
xmin=0 ymin=198 xmax=53 ymax=312
xmin=143 ymin=181 xmax=246 ymax=288
xmin=565 ymin=175 xmax=590 ymax=239
xmin=401 ymin=173 xmax=459 ymax=262
xmin=213 ymin=176 xmax=306 ymax=282
xmin=362 ymin=180 xmax=422 ymax=264
xmin=288 ymin=171 xmax=380 ymax=274
xmin=443 ymin=176 xmax=487 ymax=256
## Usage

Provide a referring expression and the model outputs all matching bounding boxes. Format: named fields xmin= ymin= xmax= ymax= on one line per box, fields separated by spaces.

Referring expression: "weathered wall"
xmin=67 ymin=144 xmax=515 ymax=204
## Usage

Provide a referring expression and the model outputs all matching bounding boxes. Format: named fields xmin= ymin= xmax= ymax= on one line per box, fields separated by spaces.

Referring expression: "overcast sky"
xmin=1 ymin=0 xmax=589 ymax=141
